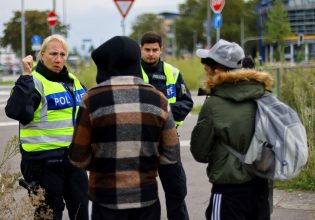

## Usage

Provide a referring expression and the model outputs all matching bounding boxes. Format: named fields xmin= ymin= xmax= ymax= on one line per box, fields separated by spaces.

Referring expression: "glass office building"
xmin=258 ymin=0 xmax=315 ymax=62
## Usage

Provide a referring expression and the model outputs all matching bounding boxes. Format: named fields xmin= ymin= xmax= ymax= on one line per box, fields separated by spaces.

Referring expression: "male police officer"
xmin=141 ymin=31 xmax=193 ymax=220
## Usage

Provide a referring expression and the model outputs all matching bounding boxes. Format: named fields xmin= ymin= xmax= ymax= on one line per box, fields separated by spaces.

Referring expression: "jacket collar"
xmin=91 ymin=76 xmax=153 ymax=90
xmin=36 ymin=60 xmax=71 ymax=83
xmin=203 ymin=68 xmax=273 ymax=95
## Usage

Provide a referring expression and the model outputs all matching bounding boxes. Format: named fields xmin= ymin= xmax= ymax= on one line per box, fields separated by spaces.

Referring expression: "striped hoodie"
xmin=69 ymin=76 xmax=180 ymax=209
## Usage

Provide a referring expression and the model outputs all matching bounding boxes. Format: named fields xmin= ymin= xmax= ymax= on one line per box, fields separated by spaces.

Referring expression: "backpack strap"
xmin=222 ymin=143 xmax=246 ymax=162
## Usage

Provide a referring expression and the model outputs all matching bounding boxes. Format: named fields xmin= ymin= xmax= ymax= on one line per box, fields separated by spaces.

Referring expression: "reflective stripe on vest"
xmin=141 ymin=62 xmax=183 ymax=126
xmin=20 ymin=71 xmax=86 ymax=152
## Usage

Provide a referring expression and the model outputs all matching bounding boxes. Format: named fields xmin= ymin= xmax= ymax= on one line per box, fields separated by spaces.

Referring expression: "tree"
xmin=0 ymin=10 xmax=68 ymax=57
xmin=265 ymin=0 xmax=292 ymax=62
xmin=175 ymin=0 xmax=257 ymax=54
xmin=129 ymin=13 xmax=165 ymax=43
xmin=128 ymin=0 xmax=258 ymax=55
xmin=175 ymin=0 xmax=205 ymax=54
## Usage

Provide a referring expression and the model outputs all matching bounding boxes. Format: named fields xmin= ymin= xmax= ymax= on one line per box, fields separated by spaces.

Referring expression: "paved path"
xmin=1 ymin=85 xmax=314 ymax=220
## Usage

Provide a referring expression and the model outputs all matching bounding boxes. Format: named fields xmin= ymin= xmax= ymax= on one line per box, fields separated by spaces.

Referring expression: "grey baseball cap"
xmin=196 ymin=39 xmax=245 ymax=69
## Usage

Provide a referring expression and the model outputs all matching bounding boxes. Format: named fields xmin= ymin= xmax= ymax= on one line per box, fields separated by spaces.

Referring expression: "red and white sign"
xmin=210 ymin=0 xmax=225 ymax=13
xmin=47 ymin=11 xmax=57 ymax=27
xmin=114 ymin=0 xmax=135 ymax=18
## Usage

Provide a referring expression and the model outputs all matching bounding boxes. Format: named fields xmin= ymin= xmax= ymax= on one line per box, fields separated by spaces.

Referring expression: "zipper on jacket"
xmin=61 ymin=82 xmax=76 ymax=126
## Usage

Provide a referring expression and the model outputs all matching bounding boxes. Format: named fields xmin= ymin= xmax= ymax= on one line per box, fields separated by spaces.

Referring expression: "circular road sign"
xmin=210 ymin=0 xmax=225 ymax=13
xmin=47 ymin=11 xmax=57 ymax=27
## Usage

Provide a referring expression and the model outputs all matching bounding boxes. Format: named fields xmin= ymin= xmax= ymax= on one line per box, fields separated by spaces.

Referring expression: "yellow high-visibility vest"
xmin=20 ymin=71 xmax=86 ymax=152
xmin=142 ymin=62 xmax=183 ymax=126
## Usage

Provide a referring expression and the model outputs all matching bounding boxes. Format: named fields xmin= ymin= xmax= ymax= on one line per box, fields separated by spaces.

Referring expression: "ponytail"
xmin=242 ymin=56 xmax=255 ymax=69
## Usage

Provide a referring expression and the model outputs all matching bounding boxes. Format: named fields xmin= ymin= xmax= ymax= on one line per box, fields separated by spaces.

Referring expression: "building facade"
xmin=158 ymin=12 xmax=179 ymax=57
xmin=257 ymin=0 xmax=315 ymax=62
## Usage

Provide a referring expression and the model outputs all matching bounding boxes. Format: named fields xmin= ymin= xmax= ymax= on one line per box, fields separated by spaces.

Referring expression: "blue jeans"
xmin=159 ymin=160 xmax=189 ymax=220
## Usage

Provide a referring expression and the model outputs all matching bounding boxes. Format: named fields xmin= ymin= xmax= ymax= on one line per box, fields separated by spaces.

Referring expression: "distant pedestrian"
xmin=69 ymin=36 xmax=181 ymax=220
xmin=190 ymin=39 xmax=274 ymax=220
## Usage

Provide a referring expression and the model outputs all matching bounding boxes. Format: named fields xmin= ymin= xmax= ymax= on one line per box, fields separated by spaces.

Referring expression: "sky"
xmin=0 ymin=0 xmax=186 ymax=51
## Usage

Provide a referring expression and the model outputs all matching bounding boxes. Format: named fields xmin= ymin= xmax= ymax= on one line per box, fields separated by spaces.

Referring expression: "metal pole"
xmin=121 ymin=19 xmax=125 ymax=36
xmin=193 ymin=30 xmax=197 ymax=54
xmin=173 ymin=21 xmax=177 ymax=57
xmin=241 ymin=16 xmax=244 ymax=48
xmin=207 ymin=0 xmax=211 ymax=47
xmin=216 ymin=28 xmax=220 ymax=42
xmin=53 ymin=0 xmax=56 ymax=12
xmin=63 ymin=0 xmax=66 ymax=25
xmin=51 ymin=0 xmax=56 ymax=34
xmin=21 ymin=0 xmax=25 ymax=59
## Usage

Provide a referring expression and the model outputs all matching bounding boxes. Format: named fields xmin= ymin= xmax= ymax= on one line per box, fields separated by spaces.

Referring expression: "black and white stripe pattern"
xmin=211 ymin=193 xmax=222 ymax=220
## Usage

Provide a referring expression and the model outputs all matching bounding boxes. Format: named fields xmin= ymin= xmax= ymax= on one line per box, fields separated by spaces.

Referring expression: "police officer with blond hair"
xmin=5 ymin=34 xmax=89 ymax=220
xmin=140 ymin=31 xmax=193 ymax=220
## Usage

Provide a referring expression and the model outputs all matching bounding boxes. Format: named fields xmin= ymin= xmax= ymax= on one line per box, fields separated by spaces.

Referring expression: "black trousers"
xmin=21 ymin=157 xmax=89 ymax=220
xmin=159 ymin=160 xmax=189 ymax=220
xmin=91 ymin=199 xmax=161 ymax=220
xmin=206 ymin=181 xmax=270 ymax=220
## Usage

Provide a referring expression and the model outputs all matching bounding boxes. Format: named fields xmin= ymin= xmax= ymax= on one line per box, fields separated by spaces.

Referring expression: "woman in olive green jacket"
xmin=190 ymin=39 xmax=273 ymax=220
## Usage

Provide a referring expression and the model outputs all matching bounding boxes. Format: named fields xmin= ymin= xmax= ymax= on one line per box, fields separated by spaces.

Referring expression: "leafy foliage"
xmin=265 ymin=0 xmax=292 ymax=62
xmin=128 ymin=0 xmax=258 ymax=54
xmin=0 ymin=10 xmax=68 ymax=57
xmin=129 ymin=13 xmax=165 ymax=43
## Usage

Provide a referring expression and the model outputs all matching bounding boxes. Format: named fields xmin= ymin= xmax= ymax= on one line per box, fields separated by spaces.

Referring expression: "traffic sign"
xmin=114 ymin=0 xmax=135 ymax=18
xmin=213 ymin=13 xmax=223 ymax=29
xmin=31 ymin=35 xmax=42 ymax=45
xmin=47 ymin=11 xmax=57 ymax=27
xmin=210 ymin=0 xmax=225 ymax=13
xmin=31 ymin=35 xmax=42 ymax=51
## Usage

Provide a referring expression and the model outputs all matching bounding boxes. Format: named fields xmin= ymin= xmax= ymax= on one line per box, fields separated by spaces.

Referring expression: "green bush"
xmin=274 ymin=67 xmax=315 ymax=190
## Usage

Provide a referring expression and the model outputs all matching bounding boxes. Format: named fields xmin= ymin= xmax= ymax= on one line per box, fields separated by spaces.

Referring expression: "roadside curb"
xmin=274 ymin=189 xmax=315 ymax=210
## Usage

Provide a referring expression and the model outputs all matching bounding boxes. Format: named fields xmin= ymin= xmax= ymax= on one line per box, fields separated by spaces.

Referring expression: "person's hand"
xmin=22 ymin=55 xmax=33 ymax=75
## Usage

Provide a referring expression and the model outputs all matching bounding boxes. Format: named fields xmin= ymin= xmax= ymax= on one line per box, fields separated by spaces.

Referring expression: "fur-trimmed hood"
xmin=203 ymin=68 xmax=274 ymax=102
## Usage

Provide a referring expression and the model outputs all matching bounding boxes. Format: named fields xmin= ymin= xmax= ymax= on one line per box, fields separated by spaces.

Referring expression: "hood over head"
xmin=91 ymin=36 xmax=142 ymax=83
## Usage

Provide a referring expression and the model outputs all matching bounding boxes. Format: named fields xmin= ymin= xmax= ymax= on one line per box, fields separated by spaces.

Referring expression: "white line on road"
xmin=180 ymin=140 xmax=190 ymax=147
xmin=0 ymin=121 xmax=18 ymax=127
xmin=0 ymin=91 xmax=10 ymax=95
xmin=0 ymin=122 xmax=191 ymax=148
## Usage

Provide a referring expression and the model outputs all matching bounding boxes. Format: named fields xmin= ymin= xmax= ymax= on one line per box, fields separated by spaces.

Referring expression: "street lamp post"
xmin=51 ymin=0 xmax=56 ymax=34
xmin=207 ymin=0 xmax=212 ymax=47
xmin=21 ymin=0 xmax=26 ymax=62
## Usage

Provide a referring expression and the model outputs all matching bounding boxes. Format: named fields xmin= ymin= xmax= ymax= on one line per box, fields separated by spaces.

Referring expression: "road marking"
xmin=0 ymin=121 xmax=18 ymax=127
xmin=0 ymin=91 xmax=10 ymax=95
xmin=180 ymin=140 xmax=190 ymax=147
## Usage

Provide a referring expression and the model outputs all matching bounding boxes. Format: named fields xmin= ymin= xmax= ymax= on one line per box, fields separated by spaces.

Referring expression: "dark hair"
xmin=201 ymin=56 xmax=255 ymax=70
xmin=241 ymin=56 xmax=255 ymax=69
xmin=201 ymin=58 xmax=233 ymax=71
xmin=140 ymin=31 xmax=162 ymax=47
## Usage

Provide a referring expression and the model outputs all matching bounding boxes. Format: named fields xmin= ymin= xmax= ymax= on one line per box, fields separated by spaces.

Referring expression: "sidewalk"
xmin=272 ymin=189 xmax=315 ymax=220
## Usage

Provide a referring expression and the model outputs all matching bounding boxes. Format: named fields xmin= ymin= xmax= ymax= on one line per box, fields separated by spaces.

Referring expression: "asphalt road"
xmin=0 ymin=86 xmax=210 ymax=219
xmin=1 ymin=86 xmax=314 ymax=220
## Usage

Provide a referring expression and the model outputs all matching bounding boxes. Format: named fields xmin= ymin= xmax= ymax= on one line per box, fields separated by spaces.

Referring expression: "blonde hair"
xmin=38 ymin=34 xmax=68 ymax=60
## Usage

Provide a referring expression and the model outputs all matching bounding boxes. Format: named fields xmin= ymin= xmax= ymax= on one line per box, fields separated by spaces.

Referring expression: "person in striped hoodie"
xmin=69 ymin=36 xmax=181 ymax=220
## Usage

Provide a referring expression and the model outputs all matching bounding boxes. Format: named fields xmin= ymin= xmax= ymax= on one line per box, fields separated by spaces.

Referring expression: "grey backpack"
xmin=224 ymin=93 xmax=308 ymax=181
